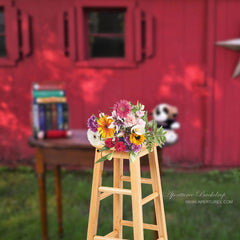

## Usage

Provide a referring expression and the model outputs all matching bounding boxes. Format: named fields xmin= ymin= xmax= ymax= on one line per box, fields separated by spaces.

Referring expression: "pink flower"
xmin=136 ymin=110 xmax=145 ymax=117
xmin=113 ymin=100 xmax=131 ymax=119
xmin=125 ymin=113 xmax=137 ymax=127
xmin=137 ymin=118 xmax=146 ymax=127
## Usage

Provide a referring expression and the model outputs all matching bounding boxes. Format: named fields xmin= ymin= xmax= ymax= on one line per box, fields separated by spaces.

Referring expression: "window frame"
xmin=0 ymin=1 xmax=19 ymax=66
xmin=76 ymin=0 xmax=136 ymax=68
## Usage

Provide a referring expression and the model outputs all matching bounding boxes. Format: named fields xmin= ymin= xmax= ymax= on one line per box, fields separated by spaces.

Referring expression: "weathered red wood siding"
xmin=0 ymin=0 xmax=239 ymax=167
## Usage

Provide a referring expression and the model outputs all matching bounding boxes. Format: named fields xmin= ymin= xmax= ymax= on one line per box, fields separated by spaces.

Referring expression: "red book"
xmin=51 ymin=103 xmax=57 ymax=129
xmin=37 ymin=130 xmax=72 ymax=139
xmin=45 ymin=130 xmax=72 ymax=138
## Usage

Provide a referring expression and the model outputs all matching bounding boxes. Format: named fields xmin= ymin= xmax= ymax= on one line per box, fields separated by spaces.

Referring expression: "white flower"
xmin=131 ymin=125 xmax=145 ymax=135
xmin=99 ymin=112 xmax=105 ymax=118
xmin=112 ymin=110 xmax=117 ymax=117
xmin=140 ymin=104 xmax=145 ymax=111
xmin=87 ymin=129 xmax=103 ymax=146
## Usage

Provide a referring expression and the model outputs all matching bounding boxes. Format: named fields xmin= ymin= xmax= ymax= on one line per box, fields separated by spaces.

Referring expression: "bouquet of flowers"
xmin=87 ymin=100 xmax=166 ymax=163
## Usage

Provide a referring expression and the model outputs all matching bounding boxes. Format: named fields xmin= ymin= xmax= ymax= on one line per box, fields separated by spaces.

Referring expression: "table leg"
xmin=54 ymin=165 xmax=63 ymax=237
xmin=36 ymin=148 xmax=48 ymax=240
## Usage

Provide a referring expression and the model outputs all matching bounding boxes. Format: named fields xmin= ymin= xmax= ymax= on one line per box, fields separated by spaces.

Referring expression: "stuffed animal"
xmin=152 ymin=103 xmax=180 ymax=145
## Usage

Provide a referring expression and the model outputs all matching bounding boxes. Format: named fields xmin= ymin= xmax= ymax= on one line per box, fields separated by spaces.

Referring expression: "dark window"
xmin=0 ymin=7 xmax=6 ymax=57
xmin=87 ymin=9 xmax=125 ymax=58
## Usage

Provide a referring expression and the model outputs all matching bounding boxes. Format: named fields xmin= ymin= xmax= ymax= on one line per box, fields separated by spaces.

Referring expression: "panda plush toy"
xmin=152 ymin=103 xmax=180 ymax=145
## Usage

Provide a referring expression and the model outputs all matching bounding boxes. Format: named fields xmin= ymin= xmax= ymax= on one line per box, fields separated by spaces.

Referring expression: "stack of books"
xmin=32 ymin=82 xmax=71 ymax=139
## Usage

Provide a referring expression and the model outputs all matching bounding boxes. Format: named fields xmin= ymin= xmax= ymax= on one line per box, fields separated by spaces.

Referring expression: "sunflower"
xmin=97 ymin=115 xmax=115 ymax=139
xmin=129 ymin=133 xmax=146 ymax=146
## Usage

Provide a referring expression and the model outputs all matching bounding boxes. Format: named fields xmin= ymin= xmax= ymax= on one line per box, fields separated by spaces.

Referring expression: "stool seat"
xmin=87 ymin=146 xmax=168 ymax=240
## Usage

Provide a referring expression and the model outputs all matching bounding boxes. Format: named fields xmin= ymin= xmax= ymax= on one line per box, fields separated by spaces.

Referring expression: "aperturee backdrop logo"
xmin=166 ymin=191 xmax=233 ymax=205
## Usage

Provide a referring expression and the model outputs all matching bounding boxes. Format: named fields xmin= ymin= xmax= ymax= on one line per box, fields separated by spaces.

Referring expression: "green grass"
xmin=0 ymin=167 xmax=239 ymax=240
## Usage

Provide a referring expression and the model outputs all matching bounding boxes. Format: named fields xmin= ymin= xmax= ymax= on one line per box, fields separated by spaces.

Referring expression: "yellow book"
xmin=36 ymin=97 xmax=67 ymax=103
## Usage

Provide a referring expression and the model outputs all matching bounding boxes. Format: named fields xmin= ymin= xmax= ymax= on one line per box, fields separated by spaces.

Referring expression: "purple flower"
xmin=125 ymin=135 xmax=131 ymax=146
xmin=131 ymin=144 xmax=141 ymax=153
xmin=124 ymin=145 xmax=130 ymax=152
xmin=87 ymin=115 xmax=98 ymax=132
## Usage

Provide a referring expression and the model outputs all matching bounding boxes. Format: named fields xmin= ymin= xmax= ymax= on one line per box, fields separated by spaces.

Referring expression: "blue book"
xmin=57 ymin=103 xmax=64 ymax=130
xmin=32 ymin=103 xmax=39 ymax=137
xmin=39 ymin=104 xmax=46 ymax=131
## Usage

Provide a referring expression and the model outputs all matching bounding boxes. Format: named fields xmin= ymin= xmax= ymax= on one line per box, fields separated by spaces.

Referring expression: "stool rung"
xmin=120 ymin=176 xmax=152 ymax=184
xmin=99 ymin=186 xmax=132 ymax=195
xmin=94 ymin=236 xmax=127 ymax=240
xmin=120 ymin=220 xmax=158 ymax=231
xmin=142 ymin=192 xmax=159 ymax=205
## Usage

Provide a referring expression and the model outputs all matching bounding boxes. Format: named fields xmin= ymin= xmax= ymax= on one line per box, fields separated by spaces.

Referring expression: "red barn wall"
xmin=0 ymin=0 xmax=240 ymax=167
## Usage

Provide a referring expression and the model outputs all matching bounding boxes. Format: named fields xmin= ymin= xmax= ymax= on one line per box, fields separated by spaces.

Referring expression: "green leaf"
xmin=143 ymin=111 xmax=149 ymax=131
xmin=106 ymin=152 xmax=113 ymax=161
xmin=129 ymin=151 xmax=137 ymax=163
xmin=99 ymin=145 xmax=110 ymax=152
xmin=95 ymin=152 xmax=113 ymax=164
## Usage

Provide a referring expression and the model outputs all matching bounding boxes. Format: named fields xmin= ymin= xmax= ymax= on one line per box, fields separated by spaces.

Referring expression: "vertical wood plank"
xmin=113 ymin=158 xmax=123 ymax=238
xmin=87 ymin=150 xmax=104 ymax=240
xmin=54 ymin=165 xmax=63 ymax=237
xmin=130 ymin=157 xmax=144 ymax=240
xmin=204 ymin=0 xmax=216 ymax=166
xmin=149 ymin=147 xmax=168 ymax=240
xmin=36 ymin=148 xmax=48 ymax=240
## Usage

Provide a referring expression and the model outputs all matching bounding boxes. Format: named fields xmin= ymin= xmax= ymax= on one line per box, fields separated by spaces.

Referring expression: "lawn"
xmin=0 ymin=167 xmax=239 ymax=240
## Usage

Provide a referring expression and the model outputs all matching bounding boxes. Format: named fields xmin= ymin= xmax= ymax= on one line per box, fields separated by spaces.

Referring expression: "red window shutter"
xmin=21 ymin=12 xmax=31 ymax=57
xmin=0 ymin=2 xmax=31 ymax=66
xmin=145 ymin=12 xmax=154 ymax=58
xmin=135 ymin=8 xmax=143 ymax=62
xmin=68 ymin=7 xmax=77 ymax=61
xmin=135 ymin=8 xmax=154 ymax=62
xmin=58 ymin=11 xmax=65 ymax=53
xmin=58 ymin=7 xmax=77 ymax=61
xmin=5 ymin=7 xmax=19 ymax=62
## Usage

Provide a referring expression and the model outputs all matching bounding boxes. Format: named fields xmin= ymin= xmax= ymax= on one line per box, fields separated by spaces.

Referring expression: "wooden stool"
xmin=87 ymin=145 xmax=168 ymax=240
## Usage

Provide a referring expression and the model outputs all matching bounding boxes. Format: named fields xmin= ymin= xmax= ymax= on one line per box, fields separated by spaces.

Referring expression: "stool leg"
xmin=113 ymin=158 xmax=123 ymax=238
xmin=87 ymin=150 xmax=104 ymax=240
xmin=149 ymin=147 xmax=168 ymax=240
xmin=130 ymin=157 xmax=144 ymax=240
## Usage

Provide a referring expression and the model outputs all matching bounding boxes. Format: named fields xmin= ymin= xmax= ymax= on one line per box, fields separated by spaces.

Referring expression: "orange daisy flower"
xmin=97 ymin=115 xmax=115 ymax=139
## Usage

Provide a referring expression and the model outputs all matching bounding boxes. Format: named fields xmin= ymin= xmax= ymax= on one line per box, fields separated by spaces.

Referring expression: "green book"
xmin=45 ymin=104 xmax=52 ymax=130
xmin=33 ymin=90 xmax=65 ymax=98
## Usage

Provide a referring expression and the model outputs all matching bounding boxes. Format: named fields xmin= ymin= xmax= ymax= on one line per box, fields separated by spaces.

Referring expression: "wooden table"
xmin=28 ymin=129 xmax=95 ymax=240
